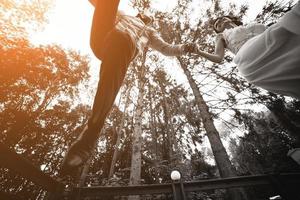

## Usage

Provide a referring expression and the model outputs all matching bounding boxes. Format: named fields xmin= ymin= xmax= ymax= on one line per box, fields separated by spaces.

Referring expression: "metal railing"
xmin=1 ymin=142 xmax=300 ymax=200
xmin=71 ymin=173 xmax=300 ymax=200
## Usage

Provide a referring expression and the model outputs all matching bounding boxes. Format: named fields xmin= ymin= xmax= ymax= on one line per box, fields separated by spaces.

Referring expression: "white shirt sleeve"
xmin=147 ymin=28 xmax=185 ymax=56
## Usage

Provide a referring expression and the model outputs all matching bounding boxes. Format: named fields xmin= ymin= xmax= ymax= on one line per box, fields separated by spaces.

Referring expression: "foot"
xmin=60 ymin=139 xmax=94 ymax=177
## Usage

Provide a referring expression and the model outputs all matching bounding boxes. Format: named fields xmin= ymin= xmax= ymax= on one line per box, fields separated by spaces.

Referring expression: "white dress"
xmin=224 ymin=2 xmax=300 ymax=99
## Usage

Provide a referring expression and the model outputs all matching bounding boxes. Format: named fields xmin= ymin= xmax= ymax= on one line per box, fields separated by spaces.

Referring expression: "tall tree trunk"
xmin=177 ymin=57 xmax=247 ymax=200
xmin=108 ymin=88 xmax=131 ymax=178
xmin=78 ymin=159 xmax=91 ymax=187
xmin=157 ymin=111 xmax=171 ymax=162
xmin=158 ymin=81 xmax=175 ymax=167
xmin=129 ymin=53 xmax=147 ymax=200
xmin=148 ymin=86 xmax=160 ymax=183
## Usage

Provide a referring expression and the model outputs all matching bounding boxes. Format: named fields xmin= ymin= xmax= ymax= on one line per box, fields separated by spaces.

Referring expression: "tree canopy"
xmin=1 ymin=0 xmax=299 ymax=199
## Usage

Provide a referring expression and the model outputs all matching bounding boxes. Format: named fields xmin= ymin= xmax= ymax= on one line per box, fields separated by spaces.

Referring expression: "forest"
xmin=0 ymin=0 xmax=300 ymax=199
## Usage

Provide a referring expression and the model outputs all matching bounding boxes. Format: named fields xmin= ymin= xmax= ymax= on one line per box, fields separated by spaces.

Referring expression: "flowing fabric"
xmin=224 ymin=2 xmax=300 ymax=99
xmin=222 ymin=23 xmax=266 ymax=54
xmin=234 ymin=24 xmax=300 ymax=99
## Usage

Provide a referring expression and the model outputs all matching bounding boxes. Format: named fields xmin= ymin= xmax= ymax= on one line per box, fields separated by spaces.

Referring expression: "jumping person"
xmin=60 ymin=0 xmax=195 ymax=175
xmin=192 ymin=2 xmax=300 ymax=99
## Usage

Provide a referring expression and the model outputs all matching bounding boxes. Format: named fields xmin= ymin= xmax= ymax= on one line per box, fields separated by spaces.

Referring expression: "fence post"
xmin=180 ymin=180 xmax=187 ymax=200
xmin=172 ymin=182 xmax=179 ymax=200
xmin=172 ymin=182 xmax=185 ymax=200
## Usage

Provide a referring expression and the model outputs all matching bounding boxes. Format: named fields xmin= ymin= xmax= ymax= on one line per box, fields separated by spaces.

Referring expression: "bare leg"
xmin=88 ymin=30 xmax=135 ymax=140
xmin=60 ymin=3 xmax=135 ymax=175
xmin=90 ymin=0 xmax=120 ymax=59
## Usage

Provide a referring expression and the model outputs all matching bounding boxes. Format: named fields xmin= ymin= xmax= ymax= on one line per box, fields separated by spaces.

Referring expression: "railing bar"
xmin=79 ymin=184 xmax=173 ymax=196
xmin=78 ymin=173 xmax=300 ymax=197
xmin=1 ymin=141 xmax=299 ymax=199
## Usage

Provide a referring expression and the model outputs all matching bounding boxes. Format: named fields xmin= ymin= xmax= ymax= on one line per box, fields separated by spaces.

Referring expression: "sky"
xmin=30 ymin=0 xmax=269 ymax=51
xmin=30 ymin=0 xmax=178 ymax=55
xmin=29 ymin=0 xmax=287 ymax=164
xmin=29 ymin=0 xmax=272 ymax=104
xmin=30 ymin=0 xmax=270 ymax=81
xmin=29 ymin=0 xmax=273 ymax=125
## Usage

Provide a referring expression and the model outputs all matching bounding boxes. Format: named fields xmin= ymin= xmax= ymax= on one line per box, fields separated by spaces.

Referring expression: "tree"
xmin=128 ymin=50 xmax=148 ymax=200
xmin=230 ymin=109 xmax=300 ymax=199
xmin=109 ymin=86 xmax=133 ymax=178
xmin=0 ymin=39 xmax=91 ymax=199
xmin=152 ymin=0 xmax=255 ymax=198
xmin=0 ymin=0 xmax=52 ymax=43
xmin=0 ymin=0 xmax=92 ymax=199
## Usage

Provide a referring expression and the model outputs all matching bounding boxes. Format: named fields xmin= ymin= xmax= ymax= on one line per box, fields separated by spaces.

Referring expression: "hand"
xmin=183 ymin=43 xmax=197 ymax=53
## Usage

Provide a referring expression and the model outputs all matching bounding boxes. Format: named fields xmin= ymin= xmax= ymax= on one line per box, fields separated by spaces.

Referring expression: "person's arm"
xmin=195 ymin=34 xmax=225 ymax=63
xmin=147 ymin=29 xmax=187 ymax=56
xmin=89 ymin=0 xmax=96 ymax=7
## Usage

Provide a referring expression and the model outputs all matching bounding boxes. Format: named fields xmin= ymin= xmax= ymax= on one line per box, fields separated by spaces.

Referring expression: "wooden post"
xmin=180 ymin=180 xmax=187 ymax=200
xmin=171 ymin=182 xmax=184 ymax=200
